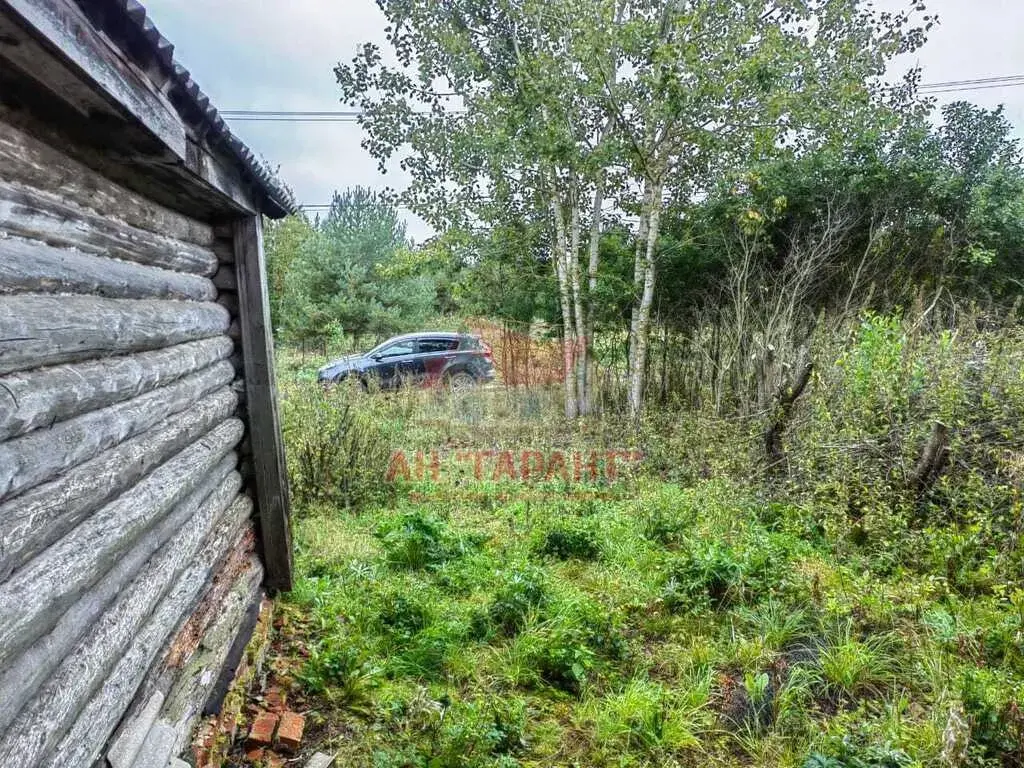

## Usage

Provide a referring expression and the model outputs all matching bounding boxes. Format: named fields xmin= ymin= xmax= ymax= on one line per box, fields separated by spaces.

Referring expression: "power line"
xmin=920 ymin=81 xmax=1024 ymax=96
xmin=919 ymin=74 xmax=1024 ymax=90
xmin=220 ymin=74 xmax=1024 ymax=122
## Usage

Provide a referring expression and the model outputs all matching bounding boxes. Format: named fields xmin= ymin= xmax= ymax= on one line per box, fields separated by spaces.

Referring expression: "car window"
xmin=419 ymin=338 xmax=460 ymax=353
xmin=376 ymin=340 xmax=416 ymax=358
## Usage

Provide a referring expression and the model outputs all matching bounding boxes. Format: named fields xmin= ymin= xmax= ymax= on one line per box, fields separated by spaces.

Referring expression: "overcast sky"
xmin=143 ymin=0 xmax=1024 ymax=242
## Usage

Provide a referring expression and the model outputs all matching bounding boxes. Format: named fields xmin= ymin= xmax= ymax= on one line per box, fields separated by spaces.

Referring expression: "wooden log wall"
xmin=0 ymin=117 xmax=266 ymax=767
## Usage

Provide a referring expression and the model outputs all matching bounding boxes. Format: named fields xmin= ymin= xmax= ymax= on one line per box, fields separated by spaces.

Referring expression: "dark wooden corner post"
xmin=233 ymin=215 xmax=293 ymax=592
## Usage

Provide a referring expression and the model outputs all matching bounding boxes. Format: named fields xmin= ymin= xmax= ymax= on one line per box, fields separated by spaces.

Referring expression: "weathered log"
xmin=0 ymin=233 xmax=216 ymax=301
xmin=0 ymin=471 xmax=244 ymax=768
xmin=0 ymin=460 xmax=239 ymax=735
xmin=109 ymin=552 xmax=262 ymax=766
xmin=0 ymin=388 xmax=238 ymax=580
xmin=0 ymin=419 xmax=242 ymax=669
xmin=164 ymin=527 xmax=258 ymax=670
xmin=161 ymin=557 xmax=262 ymax=757
xmin=126 ymin=721 xmax=177 ymax=768
xmin=213 ymin=239 xmax=235 ymax=264
xmin=39 ymin=496 xmax=255 ymax=768
xmin=0 ymin=111 xmax=214 ymax=248
xmin=0 ymin=295 xmax=230 ymax=376
xmin=106 ymin=691 xmax=164 ymax=768
xmin=212 ymin=265 xmax=237 ymax=291
xmin=0 ymin=360 xmax=234 ymax=501
xmin=0 ymin=180 xmax=219 ymax=277
xmin=0 ymin=336 xmax=233 ymax=441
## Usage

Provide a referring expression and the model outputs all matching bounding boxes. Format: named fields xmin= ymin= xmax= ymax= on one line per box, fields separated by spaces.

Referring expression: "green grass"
xmin=264 ymin=342 xmax=1024 ymax=768
xmin=268 ymin=477 xmax=1024 ymax=767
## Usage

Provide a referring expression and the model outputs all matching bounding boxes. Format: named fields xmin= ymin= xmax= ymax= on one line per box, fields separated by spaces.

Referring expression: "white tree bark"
xmin=550 ymin=194 xmax=579 ymax=418
xmin=583 ymin=179 xmax=604 ymax=415
xmin=567 ymin=193 xmax=588 ymax=416
xmin=627 ymin=179 xmax=662 ymax=418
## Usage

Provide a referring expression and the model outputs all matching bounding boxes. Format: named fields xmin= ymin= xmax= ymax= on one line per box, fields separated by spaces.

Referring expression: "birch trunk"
xmin=550 ymin=196 xmax=578 ymax=418
xmin=627 ymin=180 xmax=662 ymax=418
xmin=582 ymin=177 xmax=605 ymax=416
xmin=568 ymin=196 xmax=588 ymax=416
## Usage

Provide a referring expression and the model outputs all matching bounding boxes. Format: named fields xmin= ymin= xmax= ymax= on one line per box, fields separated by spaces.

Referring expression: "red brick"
xmin=246 ymin=711 xmax=279 ymax=747
xmin=276 ymin=710 xmax=305 ymax=751
xmin=244 ymin=746 xmax=265 ymax=764
xmin=266 ymin=752 xmax=286 ymax=768
xmin=220 ymin=711 xmax=238 ymax=739
xmin=264 ymin=687 xmax=286 ymax=713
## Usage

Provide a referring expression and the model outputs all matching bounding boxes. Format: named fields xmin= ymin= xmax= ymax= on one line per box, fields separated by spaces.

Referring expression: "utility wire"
xmin=220 ymin=74 xmax=1024 ymax=122
xmin=919 ymin=74 xmax=1024 ymax=90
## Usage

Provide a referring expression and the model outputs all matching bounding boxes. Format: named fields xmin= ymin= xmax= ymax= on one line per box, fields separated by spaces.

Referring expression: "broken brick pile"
xmin=191 ymin=598 xmax=275 ymax=768
xmin=242 ymin=687 xmax=306 ymax=765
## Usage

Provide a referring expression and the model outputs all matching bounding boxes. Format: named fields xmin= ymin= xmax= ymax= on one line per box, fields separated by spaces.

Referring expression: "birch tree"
xmin=337 ymin=0 xmax=931 ymax=417
xmin=336 ymin=0 xmax=625 ymax=417
xmin=604 ymin=0 xmax=932 ymax=416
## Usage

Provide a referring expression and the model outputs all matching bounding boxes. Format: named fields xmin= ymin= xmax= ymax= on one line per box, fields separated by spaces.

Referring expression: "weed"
xmin=660 ymin=541 xmax=745 ymax=612
xmin=804 ymin=738 xmax=912 ymax=768
xmin=488 ymin=567 xmax=548 ymax=636
xmin=378 ymin=593 xmax=432 ymax=638
xmin=817 ymin=622 xmax=899 ymax=700
xmin=297 ymin=638 xmax=379 ymax=705
xmin=528 ymin=625 xmax=597 ymax=695
xmin=535 ymin=521 xmax=601 ymax=561
xmin=376 ymin=511 xmax=472 ymax=569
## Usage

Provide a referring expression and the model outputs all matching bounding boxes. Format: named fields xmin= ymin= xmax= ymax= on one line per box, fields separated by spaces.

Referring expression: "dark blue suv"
xmin=317 ymin=332 xmax=496 ymax=391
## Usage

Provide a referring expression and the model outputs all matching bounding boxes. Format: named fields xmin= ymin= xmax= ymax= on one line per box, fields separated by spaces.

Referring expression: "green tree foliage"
xmin=336 ymin=0 xmax=932 ymax=416
xmin=655 ymin=101 xmax=1024 ymax=328
xmin=269 ymin=187 xmax=437 ymax=348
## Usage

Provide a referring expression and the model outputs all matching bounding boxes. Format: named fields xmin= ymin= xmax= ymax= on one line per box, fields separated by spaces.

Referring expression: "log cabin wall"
xmin=0 ymin=115 xmax=263 ymax=768
xmin=0 ymin=1 xmax=294 ymax=765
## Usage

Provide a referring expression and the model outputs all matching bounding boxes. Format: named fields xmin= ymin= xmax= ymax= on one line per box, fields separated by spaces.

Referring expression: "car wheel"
xmin=447 ymin=371 xmax=476 ymax=393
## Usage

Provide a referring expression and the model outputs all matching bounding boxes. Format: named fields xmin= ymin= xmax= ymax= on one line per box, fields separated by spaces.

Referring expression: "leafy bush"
xmin=282 ymin=381 xmax=394 ymax=511
xmin=535 ymin=522 xmax=601 ymax=561
xmin=376 ymin=511 xmax=476 ymax=570
xmin=488 ymin=567 xmax=548 ymax=636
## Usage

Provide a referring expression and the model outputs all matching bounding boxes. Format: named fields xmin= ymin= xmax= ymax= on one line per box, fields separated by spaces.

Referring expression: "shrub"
xmin=535 ymin=522 xmax=601 ymax=561
xmin=376 ymin=511 xmax=474 ymax=570
xmin=488 ymin=567 xmax=548 ymax=636
xmin=282 ymin=381 xmax=394 ymax=511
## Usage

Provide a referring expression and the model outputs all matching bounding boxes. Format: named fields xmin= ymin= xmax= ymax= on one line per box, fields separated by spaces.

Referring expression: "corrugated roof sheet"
xmin=78 ymin=0 xmax=298 ymax=217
